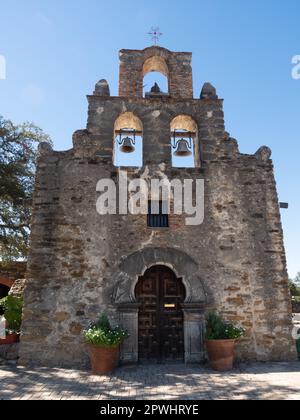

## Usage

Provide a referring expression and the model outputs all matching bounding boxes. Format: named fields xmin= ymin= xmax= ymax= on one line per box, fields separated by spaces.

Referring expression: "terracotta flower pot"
xmin=206 ymin=339 xmax=236 ymax=371
xmin=0 ymin=333 xmax=20 ymax=345
xmin=87 ymin=344 xmax=119 ymax=375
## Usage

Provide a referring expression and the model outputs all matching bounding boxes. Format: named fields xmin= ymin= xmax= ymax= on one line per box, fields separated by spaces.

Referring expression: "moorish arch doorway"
xmin=113 ymin=247 xmax=211 ymax=364
xmin=135 ymin=265 xmax=185 ymax=363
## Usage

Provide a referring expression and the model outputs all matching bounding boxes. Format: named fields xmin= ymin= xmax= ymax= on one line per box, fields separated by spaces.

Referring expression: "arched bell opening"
xmin=113 ymin=112 xmax=143 ymax=168
xmin=170 ymin=115 xmax=200 ymax=168
xmin=142 ymin=56 xmax=169 ymax=98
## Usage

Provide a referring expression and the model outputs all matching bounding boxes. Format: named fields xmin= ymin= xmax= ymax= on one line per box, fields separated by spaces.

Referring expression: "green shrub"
xmin=0 ymin=295 xmax=23 ymax=333
xmin=84 ymin=313 xmax=128 ymax=348
xmin=205 ymin=312 xmax=245 ymax=340
xmin=289 ymin=280 xmax=300 ymax=298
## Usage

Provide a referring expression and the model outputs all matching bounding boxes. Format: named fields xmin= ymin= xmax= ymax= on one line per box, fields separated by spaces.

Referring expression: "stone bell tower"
xmin=118 ymin=48 xmax=193 ymax=98
xmin=19 ymin=46 xmax=296 ymax=368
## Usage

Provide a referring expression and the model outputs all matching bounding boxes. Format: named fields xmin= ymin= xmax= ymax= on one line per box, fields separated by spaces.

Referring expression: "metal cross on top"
xmin=148 ymin=27 xmax=163 ymax=45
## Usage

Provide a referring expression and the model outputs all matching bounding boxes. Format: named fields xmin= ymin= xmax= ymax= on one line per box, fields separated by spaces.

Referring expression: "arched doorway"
xmin=0 ymin=285 xmax=10 ymax=300
xmin=0 ymin=279 xmax=12 ymax=315
xmin=135 ymin=265 xmax=186 ymax=363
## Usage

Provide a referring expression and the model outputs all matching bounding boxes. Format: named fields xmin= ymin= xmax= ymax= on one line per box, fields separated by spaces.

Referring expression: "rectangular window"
xmin=147 ymin=201 xmax=169 ymax=228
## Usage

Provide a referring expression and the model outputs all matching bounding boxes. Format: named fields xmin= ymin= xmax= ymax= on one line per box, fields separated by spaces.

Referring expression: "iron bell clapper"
xmin=172 ymin=131 xmax=193 ymax=157
xmin=117 ymin=129 xmax=136 ymax=154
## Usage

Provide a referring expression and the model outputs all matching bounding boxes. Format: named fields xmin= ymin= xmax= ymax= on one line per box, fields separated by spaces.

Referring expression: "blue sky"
xmin=0 ymin=0 xmax=299 ymax=278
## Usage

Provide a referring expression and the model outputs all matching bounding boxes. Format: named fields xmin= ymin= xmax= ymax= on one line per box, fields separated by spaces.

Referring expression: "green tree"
xmin=0 ymin=116 xmax=52 ymax=261
xmin=294 ymin=272 xmax=300 ymax=288
xmin=289 ymin=272 xmax=300 ymax=300
xmin=289 ymin=280 xmax=300 ymax=297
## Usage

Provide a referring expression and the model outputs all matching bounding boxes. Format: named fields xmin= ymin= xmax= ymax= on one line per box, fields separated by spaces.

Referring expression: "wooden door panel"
xmin=136 ymin=265 xmax=185 ymax=363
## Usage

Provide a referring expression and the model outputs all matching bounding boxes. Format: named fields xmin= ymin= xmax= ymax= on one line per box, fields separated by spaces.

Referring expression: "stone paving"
xmin=0 ymin=362 xmax=300 ymax=400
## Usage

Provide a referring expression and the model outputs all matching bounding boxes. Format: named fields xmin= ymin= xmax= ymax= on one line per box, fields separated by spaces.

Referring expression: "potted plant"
xmin=205 ymin=312 xmax=245 ymax=371
xmin=0 ymin=296 xmax=23 ymax=345
xmin=84 ymin=313 xmax=129 ymax=375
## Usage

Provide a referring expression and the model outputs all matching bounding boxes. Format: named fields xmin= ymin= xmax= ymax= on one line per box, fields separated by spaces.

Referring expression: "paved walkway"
xmin=0 ymin=363 xmax=299 ymax=400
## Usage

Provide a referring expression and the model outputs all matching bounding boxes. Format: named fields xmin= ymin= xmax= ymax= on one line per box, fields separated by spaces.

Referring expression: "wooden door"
xmin=135 ymin=265 xmax=185 ymax=363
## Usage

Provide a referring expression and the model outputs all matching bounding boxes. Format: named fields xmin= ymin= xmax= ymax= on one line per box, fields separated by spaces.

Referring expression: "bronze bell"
xmin=119 ymin=137 xmax=135 ymax=154
xmin=174 ymin=139 xmax=192 ymax=157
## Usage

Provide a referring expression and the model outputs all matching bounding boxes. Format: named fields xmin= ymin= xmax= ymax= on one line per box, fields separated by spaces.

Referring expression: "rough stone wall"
xmin=0 ymin=262 xmax=27 ymax=288
xmin=18 ymin=47 xmax=296 ymax=368
xmin=119 ymin=47 xmax=193 ymax=99
xmin=0 ymin=262 xmax=26 ymax=281
xmin=9 ymin=279 xmax=27 ymax=298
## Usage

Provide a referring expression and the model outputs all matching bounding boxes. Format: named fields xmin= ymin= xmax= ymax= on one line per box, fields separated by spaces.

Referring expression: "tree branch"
xmin=0 ymin=223 xmax=30 ymax=230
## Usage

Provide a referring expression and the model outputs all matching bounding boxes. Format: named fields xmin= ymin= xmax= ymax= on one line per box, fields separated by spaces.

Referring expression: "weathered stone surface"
xmin=9 ymin=279 xmax=26 ymax=298
xmin=255 ymin=146 xmax=272 ymax=162
xmin=0 ymin=262 xmax=27 ymax=298
xmin=200 ymin=82 xmax=218 ymax=99
xmin=119 ymin=46 xmax=193 ymax=99
xmin=94 ymin=79 xmax=110 ymax=96
xmin=18 ymin=46 xmax=296 ymax=368
xmin=38 ymin=142 xmax=53 ymax=156
xmin=0 ymin=262 xmax=26 ymax=283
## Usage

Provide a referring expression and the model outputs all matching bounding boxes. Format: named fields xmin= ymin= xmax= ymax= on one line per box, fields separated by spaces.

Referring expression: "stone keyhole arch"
xmin=112 ymin=247 xmax=210 ymax=364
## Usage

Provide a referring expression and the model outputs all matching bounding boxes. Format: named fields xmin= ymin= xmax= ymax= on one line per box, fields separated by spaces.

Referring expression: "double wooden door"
xmin=135 ymin=265 xmax=185 ymax=363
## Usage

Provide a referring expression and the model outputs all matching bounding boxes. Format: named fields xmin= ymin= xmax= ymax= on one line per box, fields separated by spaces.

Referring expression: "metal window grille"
xmin=147 ymin=201 xmax=169 ymax=228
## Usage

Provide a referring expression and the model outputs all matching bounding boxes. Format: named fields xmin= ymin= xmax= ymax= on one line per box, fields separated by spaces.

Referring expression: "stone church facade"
xmin=19 ymin=46 xmax=296 ymax=367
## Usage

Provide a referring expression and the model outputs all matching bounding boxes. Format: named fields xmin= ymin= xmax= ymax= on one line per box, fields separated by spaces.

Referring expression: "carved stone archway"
xmin=0 ymin=278 xmax=14 ymax=288
xmin=112 ymin=247 xmax=210 ymax=364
